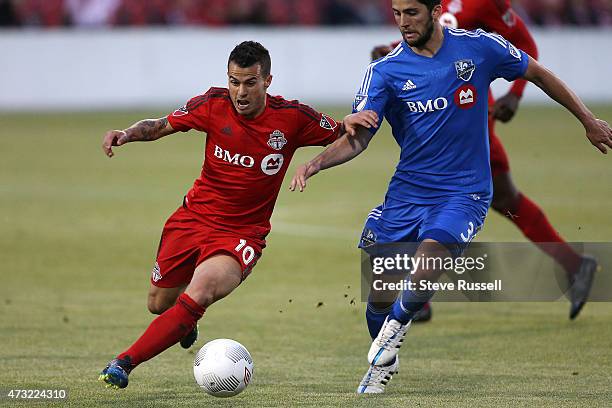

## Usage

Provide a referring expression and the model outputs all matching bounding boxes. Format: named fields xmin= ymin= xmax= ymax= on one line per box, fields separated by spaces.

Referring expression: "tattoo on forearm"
xmin=125 ymin=118 xmax=169 ymax=142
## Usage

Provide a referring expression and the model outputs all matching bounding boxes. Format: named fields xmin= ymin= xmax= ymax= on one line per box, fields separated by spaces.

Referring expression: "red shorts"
xmin=488 ymin=92 xmax=510 ymax=178
xmin=151 ymin=206 xmax=265 ymax=288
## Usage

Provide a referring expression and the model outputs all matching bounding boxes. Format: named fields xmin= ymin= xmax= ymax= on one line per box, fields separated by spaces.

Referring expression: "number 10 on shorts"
xmin=235 ymin=239 xmax=255 ymax=265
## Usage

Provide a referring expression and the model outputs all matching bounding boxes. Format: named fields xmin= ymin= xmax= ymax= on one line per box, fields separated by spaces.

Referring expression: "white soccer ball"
xmin=193 ymin=339 xmax=254 ymax=398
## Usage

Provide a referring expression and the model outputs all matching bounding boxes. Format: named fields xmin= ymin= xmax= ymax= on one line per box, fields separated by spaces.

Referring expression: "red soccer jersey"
xmin=443 ymin=0 xmax=516 ymax=36
xmin=167 ymin=87 xmax=340 ymax=240
xmin=441 ymin=0 xmax=539 ymax=97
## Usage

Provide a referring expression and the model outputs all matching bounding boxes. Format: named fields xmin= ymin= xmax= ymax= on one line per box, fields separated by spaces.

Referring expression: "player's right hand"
xmin=344 ymin=110 xmax=379 ymax=136
xmin=102 ymin=130 xmax=129 ymax=158
xmin=585 ymin=118 xmax=612 ymax=154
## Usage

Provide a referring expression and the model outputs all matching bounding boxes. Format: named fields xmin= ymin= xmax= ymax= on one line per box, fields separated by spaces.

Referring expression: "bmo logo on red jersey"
xmin=406 ymin=97 xmax=449 ymax=113
xmin=454 ymin=85 xmax=477 ymax=109
xmin=261 ymin=154 xmax=284 ymax=176
xmin=214 ymin=145 xmax=255 ymax=168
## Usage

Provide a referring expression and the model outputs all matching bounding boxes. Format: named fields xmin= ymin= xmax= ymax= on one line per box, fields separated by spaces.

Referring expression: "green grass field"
xmin=0 ymin=106 xmax=611 ymax=407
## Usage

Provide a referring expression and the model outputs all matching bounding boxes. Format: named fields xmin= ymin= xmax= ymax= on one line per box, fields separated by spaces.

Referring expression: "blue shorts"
xmin=359 ymin=195 xmax=489 ymax=257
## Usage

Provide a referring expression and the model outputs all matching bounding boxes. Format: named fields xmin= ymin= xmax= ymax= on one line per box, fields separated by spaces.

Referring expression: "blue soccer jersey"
xmin=353 ymin=27 xmax=529 ymax=204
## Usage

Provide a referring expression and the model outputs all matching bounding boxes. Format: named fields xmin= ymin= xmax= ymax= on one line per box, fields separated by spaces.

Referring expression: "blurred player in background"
xmin=98 ymin=41 xmax=377 ymax=389
xmin=370 ymin=0 xmax=600 ymax=323
xmin=291 ymin=0 xmax=611 ymax=394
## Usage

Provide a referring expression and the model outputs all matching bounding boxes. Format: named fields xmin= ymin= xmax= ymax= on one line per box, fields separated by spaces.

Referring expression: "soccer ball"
xmin=193 ymin=339 xmax=254 ymax=398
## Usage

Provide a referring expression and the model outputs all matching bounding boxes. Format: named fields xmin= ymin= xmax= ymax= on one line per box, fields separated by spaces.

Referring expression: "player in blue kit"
xmin=290 ymin=0 xmax=612 ymax=394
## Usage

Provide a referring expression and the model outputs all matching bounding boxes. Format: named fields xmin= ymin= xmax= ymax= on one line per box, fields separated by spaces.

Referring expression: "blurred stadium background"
xmin=1 ymin=0 xmax=612 ymax=110
xmin=1 ymin=0 xmax=612 ymax=27
xmin=1 ymin=1 xmax=611 ymax=406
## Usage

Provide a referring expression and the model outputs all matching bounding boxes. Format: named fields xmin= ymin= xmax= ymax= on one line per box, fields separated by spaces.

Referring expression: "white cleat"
xmin=368 ymin=317 xmax=411 ymax=366
xmin=569 ymin=256 xmax=600 ymax=320
xmin=357 ymin=357 xmax=400 ymax=394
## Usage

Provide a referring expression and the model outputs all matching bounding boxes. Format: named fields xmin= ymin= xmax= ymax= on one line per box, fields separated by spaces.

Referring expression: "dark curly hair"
xmin=228 ymin=41 xmax=271 ymax=77
xmin=417 ymin=0 xmax=442 ymax=12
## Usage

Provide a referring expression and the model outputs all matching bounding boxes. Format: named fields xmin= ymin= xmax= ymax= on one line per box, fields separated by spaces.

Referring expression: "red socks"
xmin=118 ymin=293 xmax=205 ymax=367
xmin=505 ymin=193 xmax=582 ymax=275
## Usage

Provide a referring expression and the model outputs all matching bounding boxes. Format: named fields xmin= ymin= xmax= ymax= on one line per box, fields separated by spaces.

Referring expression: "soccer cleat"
xmin=357 ymin=356 xmax=399 ymax=394
xmin=569 ymin=256 xmax=599 ymax=320
xmin=98 ymin=357 xmax=134 ymax=389
xmin=368 ymin=317 xmax=411 ymax=366
xmin=180 ymin=324 xmax=199 ymax=349
xmin=411 ymin=301 xmax=432 ymax=323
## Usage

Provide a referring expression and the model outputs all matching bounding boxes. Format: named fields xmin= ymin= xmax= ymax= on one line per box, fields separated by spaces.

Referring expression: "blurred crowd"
xmin=1 ymin=0 xmax=611 ymax=27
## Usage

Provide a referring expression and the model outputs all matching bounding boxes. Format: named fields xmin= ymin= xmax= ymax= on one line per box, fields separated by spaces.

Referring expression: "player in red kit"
xmin=370 ymin=0 xmax=598 ymax=322
xmin=98 ymin=41 xmax=378 ymax=389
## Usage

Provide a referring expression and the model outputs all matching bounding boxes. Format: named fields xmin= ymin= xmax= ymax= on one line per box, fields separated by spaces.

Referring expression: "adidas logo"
xmin=402 ymin=80 xmax=417 ymax=91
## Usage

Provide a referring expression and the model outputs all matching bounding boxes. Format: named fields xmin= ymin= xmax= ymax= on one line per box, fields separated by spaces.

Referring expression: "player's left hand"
xmin=585 ymin=118 xmax=612 ymax=154
xmin=343 ymin=111 xmax=379 ymax=137
xmin=492 ymin=93 xmax=520 ymax=123
xmin=289 ymin=162 xmax=320 ymax=193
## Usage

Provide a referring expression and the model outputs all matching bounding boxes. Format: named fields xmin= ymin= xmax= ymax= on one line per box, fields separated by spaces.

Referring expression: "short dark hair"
xmin=228 ymin=41 xmax=271 ymax=77
xmin=417 ymin=0 xmax=441 ymax=12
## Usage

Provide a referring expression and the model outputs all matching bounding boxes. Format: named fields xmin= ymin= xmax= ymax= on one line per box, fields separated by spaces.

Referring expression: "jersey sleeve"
xmin=167 ymin=88 xmax=216 ymax=133
xmin=502 ymin=15 xmax=539 ymax=98
xmin=352 ymin=64 xmax=390 ymax=134
xmin=295 ymin=104 xmax=342 ymax=147
xmin=478 ymin=0 xmax=516 ymax=37
xmin=477 ymin=1 xmax=538 ymax=98
xmin=478 ymin=30 xmax=529 ymax=82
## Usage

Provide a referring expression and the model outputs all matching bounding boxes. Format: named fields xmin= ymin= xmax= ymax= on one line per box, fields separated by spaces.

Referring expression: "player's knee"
xmin=187 ymin=258 xmax=243 ymax=308
xmin=492 ymin=189 xmax=520 ymax=213
xmin=187 ymin=280 xmax=221 ymax=309
xmin=195 ymin=289 xmax=216 ymax=309
xmin=412 ymin=265 xmax=443 ymax=284
xmin=492 ymin=174 xmax=520 ymax=213
xmin=147 ymin=299 xmax=166 ymax=315
xmin=147 ymin=293 xmax=174 ymax=315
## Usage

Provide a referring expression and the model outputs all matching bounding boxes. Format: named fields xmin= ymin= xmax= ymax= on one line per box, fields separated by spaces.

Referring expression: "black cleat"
xmin=412 ymin=301 xmax=432 ymax=323
xmin=569 ymin=256 xmax=599 ymax=320
xmin=180 ymin=324 xmax=199 ymax=349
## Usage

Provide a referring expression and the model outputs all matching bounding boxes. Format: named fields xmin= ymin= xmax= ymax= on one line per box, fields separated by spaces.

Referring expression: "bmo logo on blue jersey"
xmin=406 ymin=97 xmax=449 ymax=113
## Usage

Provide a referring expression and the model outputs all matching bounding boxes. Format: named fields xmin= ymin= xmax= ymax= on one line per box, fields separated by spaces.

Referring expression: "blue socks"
xmin=366 ymin=302 xmax=393 ymax=339
xmin=389 ymin=288 xmax=434 ymax=325
xmin=367 ymin=289 xmax=435 ymax=337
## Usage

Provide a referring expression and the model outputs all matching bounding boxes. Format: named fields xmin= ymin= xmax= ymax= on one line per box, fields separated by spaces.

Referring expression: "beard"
xmin=406 ymin=17 xmax=435 ymax=48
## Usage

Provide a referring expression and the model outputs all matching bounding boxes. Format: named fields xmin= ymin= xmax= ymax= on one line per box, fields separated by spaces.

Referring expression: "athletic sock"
xmin=118 ymin=293 xmax=205 ymax=367
xmin=366 ymin=302 xmax=393 ymax=339
xmin=507 ymin=193 xmax=582 ymax=275
xmin=389 ymin=288 xmax=434 ymax=325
